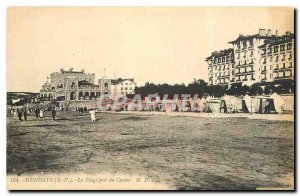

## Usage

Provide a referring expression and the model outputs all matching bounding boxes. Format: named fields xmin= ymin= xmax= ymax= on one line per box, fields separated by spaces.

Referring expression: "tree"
xmin=249 ymin=85 xmax=263 ymax=96
xmin=265 ymin=84 xmax=276 ymax=95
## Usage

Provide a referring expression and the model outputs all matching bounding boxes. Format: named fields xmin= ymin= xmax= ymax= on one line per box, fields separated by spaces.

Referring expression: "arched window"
xmin=70 ymin=92 xmax=76 ymax=100
xmin=84 ymin=92 xmax=90 ymax=100
xmin=104 ymin=83 xmax=109 ymax=90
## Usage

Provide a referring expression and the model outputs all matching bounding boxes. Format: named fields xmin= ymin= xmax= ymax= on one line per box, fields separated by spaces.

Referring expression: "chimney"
xmin=267 ymin=29 xmax=271 ymax=36
xmin=286 ymin=31 xmax=291 ymax=36
xmin=259 ymin=28 xmax=266 ymax=36
xmin=275 ymin=30 xmax=278 ymax=36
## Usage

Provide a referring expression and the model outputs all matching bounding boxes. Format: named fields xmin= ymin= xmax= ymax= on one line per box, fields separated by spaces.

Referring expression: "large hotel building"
xmin=206 ymin=29 xmax=294 ymax=88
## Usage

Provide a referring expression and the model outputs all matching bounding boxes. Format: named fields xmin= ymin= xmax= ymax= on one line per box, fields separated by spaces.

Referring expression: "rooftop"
xmin=206 ymin=48 xmax=234 ymax=60
xmin=259 ymin=32 xmax=294 ymax=48
xmin=228 ymin=28 xmax=278 ymax=44
xmin=111 ymin=78 xmax=135 ymax=85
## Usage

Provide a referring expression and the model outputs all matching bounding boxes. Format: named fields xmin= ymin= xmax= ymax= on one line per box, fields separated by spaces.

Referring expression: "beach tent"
xmin=242 ymin=94 xmax=255 ymax=113
xmin=270 ymin=93 xmax=285 ymax=114
xmin=205 ymin=96 xmax=221 ymax=113
xmin=220 ymin=95 xmax=243 ymax=113
xmin=196 ymin=97 xmax=206 ymax=112
xmin=252 ymin=96 xmax=277 ymax=114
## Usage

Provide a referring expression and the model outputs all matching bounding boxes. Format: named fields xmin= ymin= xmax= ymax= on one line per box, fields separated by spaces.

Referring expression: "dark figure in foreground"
xmin=34 ymin=107 xmax=40 ymax=118
xmin=51 ymin=106 xmax=56 ymax=120
xmin=17 ymin=109 xmax=23 ymax=121
xmin=23 ymin=108 xmax=27 ymax=121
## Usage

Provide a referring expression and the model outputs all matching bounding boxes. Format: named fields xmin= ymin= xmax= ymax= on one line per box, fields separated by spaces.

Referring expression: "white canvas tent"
xmin=220 ymin=95 xmax=243 ymax=113
xmin=270 ymin=93 xmax=284 ymax=114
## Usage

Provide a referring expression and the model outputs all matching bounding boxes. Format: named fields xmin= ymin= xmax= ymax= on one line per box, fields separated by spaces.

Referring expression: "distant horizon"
xmin=7 ymin=7 xmax=294 ymax=92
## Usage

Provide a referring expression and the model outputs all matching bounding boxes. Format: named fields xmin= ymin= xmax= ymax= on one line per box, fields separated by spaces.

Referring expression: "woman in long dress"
xmin=39 ymin=109 xmax=44 ymax=118
xmin=89 ymin=109 xmax=96 ymax=122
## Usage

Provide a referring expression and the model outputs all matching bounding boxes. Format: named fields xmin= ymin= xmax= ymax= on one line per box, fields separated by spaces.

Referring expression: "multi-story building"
xmin=98 ymin=77 xmax=136 ymax=97
xmin=39 ymin=68 xmax=137 ymax=101
xmin=206 ymin=29 xmax=294 ymax=89
xmin=228 ymin=29 xmax=276 ymax=86
xmin=258 ymin=31 xmax=294 ymax=83
xmin=206 ymin=49 xmax=234 ymax=86
xmin=40 ymin=68 xmax=101 ymax=101
xmin=111 ymin=78 xmax=136 ymax=96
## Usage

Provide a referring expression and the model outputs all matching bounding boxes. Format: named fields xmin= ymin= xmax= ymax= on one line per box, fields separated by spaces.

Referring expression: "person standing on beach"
xmin=51 ymin=106 xmax=56 ymax=120
xmin=13 ymin=108 xmax=18 ymax=120
xmin=23 ymin=108 xmax=27 ymax=121
xmin=17 ymin=108 xmax=23 ymax=121
xmin=89 ymin=108 xmax=96 ymax=122
xmin=34 ymin=107 xmax=39 ymax=118
xmin=39 ymin=108 xmax=44 ymax=118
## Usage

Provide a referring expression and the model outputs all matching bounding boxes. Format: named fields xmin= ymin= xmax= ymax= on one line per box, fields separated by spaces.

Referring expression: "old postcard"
xmin=6 ymin=7 xmax=295 ymax=190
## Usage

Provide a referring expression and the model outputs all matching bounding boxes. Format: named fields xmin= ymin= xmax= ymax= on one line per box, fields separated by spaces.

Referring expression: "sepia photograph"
xmin=6 ymin=6 xmax=295 ymax=190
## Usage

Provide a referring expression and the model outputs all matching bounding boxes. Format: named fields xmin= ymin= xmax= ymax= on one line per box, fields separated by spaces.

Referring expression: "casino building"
xmin=39 ymin=68 xmax=136 ymax=101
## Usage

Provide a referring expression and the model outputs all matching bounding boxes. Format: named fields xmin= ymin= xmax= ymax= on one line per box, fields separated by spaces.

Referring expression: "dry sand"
xmin=7 ymin=111 xmax=294 ymax=190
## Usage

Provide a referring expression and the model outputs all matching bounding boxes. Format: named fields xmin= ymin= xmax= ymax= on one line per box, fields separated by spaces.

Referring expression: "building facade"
xmin=258 ymin=32 xmax=294 ymax=84
xmin=206 ymin=49 xmax=234 ymax=86
xmin=40 ymin=68 xmax=101 ymax=101
xmin=98 ymin=78 xmax=136 ymax=97
xmin=206 ymin=29 xmax=294 ymax=89
xmin=40 ymin=68 xmax=137 ymax=101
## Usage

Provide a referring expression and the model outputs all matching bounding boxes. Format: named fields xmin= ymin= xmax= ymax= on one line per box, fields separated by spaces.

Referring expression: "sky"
xmin=7 ymin=7 xmax=294 ymax=92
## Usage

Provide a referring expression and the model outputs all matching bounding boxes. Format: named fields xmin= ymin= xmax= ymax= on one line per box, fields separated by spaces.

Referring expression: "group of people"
xmin=10 ymin=108 xmax=28 ymax=121
xmin=8 ymin=106 xmax=57 ymax=121
xmin=8 ymin=105 xmax=97 ymax=122
xmin=76 ymin=106 xmax=88 ymax=114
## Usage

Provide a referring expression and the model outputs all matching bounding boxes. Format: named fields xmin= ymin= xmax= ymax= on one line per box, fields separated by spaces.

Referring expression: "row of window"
xmin=261 ymin=70 xmax=293 ymax=80
xmin=262 ymin=53 xmax=293 ymax=63
xmin=236 ymin=51 xmax=254 ymax=59
xmin=261 ymin=62 xmax=293 ymax=71
xmin=262 ymin=43 xmax=293 ymax=54
xmin=213 ymin=56 xmax=232 ymax=64
xmin=121 ymin=87 xmax=133 ymax=90
xmin=236 ymin=40 xmax=254 ymax=49
xmin=121 ymin=82 xmax=134 ymax=86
